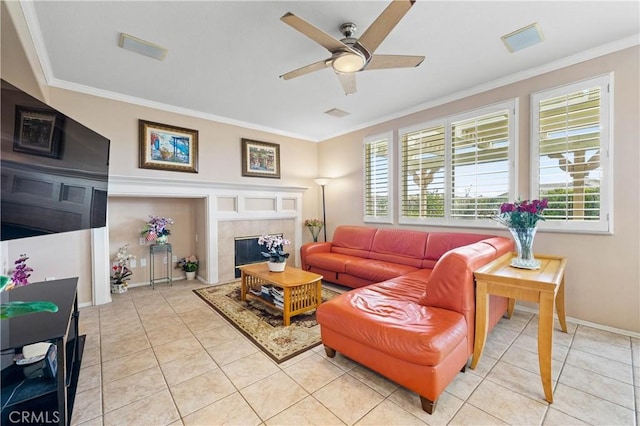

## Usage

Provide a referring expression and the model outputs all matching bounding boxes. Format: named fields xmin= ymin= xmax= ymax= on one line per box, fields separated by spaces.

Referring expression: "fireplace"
xmin=217 ymin=219 xmax=297 ymax=283
xmin=234 ymin=233 xmax=283 ymax=278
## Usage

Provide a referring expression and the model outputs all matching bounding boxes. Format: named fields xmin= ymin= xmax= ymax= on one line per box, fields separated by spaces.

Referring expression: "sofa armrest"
xmin=300 ymin=242 xmax=332 ymax=270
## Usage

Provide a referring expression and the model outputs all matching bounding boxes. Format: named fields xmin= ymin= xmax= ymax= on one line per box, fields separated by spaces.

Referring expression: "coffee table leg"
xmin=315 ymin=279 xmax=322 ymax=308
xmin=240 ymin=271 xmax=247 ymax=301
xmin=283 ymin=287 xmax=291 ymax=326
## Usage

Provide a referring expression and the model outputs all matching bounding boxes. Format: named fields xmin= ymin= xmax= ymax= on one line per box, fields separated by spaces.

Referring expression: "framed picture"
xmin=241 ymin=138 xmax=281 ymax=179
xmin=13 ymin=106 xmax=63 ymax=158
xmin=139 ymin=120 xmax=198 ymax=173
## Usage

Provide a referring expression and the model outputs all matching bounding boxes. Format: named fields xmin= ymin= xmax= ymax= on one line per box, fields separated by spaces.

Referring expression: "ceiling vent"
xmin=501 ymin=23 xmax=544 ymax=53
xmin=324 ymin=108 xmax=350 ymax=118
xmin=119 ymin=33 xmax=168 ymax=61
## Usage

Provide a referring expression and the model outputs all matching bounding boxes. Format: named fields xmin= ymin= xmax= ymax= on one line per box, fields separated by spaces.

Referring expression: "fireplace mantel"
xmin=91 ymin=175 xmax=308 ymax=305
xmin=108 ymin=175 xmax=308 ymax=195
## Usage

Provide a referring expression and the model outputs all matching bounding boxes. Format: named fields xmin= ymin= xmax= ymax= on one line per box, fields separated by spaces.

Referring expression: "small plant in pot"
xmin=258 ymin=234 xmax=290 ymax=272
xmin=176 ymin=255 xmax=198 ymax=280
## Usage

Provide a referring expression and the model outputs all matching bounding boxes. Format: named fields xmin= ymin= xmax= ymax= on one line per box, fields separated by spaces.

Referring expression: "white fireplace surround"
xmin=92 ymin=175 xmax=307 ymax=305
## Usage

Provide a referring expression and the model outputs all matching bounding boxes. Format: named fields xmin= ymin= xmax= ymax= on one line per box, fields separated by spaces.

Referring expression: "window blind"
xmin=364 ymin=135 xmax=391 ymax=220
xmin=531 ymin=73 xmax=612 ymax=234
xmin=400 ymin=125 xmax=445 ymax=219
xmin=450 ymin=110 xmax=510 ymax=220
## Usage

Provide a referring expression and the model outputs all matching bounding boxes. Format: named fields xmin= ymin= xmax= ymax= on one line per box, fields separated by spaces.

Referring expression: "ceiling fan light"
xmin=332 ymin=52 xmax=365 ymax=73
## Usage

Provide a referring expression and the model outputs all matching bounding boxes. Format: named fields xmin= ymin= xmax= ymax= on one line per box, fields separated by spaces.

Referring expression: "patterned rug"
xmin=193 ymin=281 xmax=341 ymax=363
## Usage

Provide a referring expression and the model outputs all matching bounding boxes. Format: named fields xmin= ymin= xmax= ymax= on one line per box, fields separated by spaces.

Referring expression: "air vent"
xmin=324 ymin=108 xmax=350 ymax=118
xmin=119 ymin=33 xmax=168 ymax=61
xmin=501 ymin=23 xmax=544 ymax=53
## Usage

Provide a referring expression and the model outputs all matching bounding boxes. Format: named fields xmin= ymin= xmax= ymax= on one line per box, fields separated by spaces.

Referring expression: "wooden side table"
xmin=471 ymin=252 xmax=567 ymax=403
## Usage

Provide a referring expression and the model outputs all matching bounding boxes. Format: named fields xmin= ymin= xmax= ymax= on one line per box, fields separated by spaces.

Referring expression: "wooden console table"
xmin=471 ymin=252 xmax=567 ymax=403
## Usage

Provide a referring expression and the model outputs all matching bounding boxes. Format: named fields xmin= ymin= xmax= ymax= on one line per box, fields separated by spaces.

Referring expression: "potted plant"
xmin=176 ymin=255 xmax=198 ymax=280
xmin=141 ymin=215 xmax=174 ymax=244
xmin=111 ymin=245 xmax=135 ymax=293
xmin=258 ymin=234 xmax=290 ymax=272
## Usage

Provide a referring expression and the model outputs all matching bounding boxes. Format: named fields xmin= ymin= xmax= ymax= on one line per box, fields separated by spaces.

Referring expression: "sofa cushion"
xmin=422 ymin=233 xmax=491 ymax=266
xmin=345 ymin=259 xmax=419 ymax=282
xmin=317 ymin=277 xmax=467 ymax=366
xmin=330 ymin=226 xmax=377 ymax=258
xmin=418 ymin=242 xmax=498 ymax=313
xmin=369 ymin=228 xmax=429 ymax=268
xmin=305 ymin=252 xmax=359 ymax=273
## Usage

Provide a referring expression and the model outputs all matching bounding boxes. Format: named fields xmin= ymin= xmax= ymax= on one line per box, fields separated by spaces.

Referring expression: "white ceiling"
xmin=22 ymin=1 xmax=639 ymax=142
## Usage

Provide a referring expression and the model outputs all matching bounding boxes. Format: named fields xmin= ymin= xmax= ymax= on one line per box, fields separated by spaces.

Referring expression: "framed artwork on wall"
xmin=139 ymin=119 xmax=198 ymax=173
xmin=13 ymin=106 xmax=63 ymax=158
xmin=241 ymin=138 xmax=281 ymax=179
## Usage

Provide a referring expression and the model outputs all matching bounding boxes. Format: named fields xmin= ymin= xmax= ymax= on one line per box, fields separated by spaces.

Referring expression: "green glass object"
xmin=0 ymin=301 xmax=59 ymax=319
xmin=0 ymin=276 xmax=13 ymax=292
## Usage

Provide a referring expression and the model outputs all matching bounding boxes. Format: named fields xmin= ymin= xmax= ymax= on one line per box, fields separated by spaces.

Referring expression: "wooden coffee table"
xmin=239 ymin=263 xmax=323 ymax=326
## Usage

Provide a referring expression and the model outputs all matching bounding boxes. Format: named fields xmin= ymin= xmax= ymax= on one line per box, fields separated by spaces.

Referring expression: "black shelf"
xmin=0 ymin=336 xmax=84 ymax=413
xmin=1 ymin=278 xmax=82 ymax=425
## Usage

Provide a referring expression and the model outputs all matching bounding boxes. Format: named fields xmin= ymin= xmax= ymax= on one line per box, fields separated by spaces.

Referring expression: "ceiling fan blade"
xmin=281 ymin=12 xmax=351 ymax=53
xmin=280 ymin=59 xmax=330 ymax=80
xmin=356 ymin=0 xmax=415 ymax=54
xmin=336 ymin=72 xmax=357 ymax=95
xmin=366 ymin=54 xmax=425 ymax=70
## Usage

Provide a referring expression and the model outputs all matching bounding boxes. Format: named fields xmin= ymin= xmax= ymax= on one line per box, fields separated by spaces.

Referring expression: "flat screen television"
xmin=1 ymin=79 xmax=110 ymax=241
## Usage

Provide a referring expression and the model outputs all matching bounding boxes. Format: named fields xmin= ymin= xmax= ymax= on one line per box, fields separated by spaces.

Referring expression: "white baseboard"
xmin=514 ymin=306 xmax=640 ymax=339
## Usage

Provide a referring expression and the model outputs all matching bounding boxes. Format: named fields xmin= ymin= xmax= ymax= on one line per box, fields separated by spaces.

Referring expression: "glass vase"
xmin=508 ymin=227 xmax=540 ymax=269
xmin=307 ymin=225 xmax=321 ymax=242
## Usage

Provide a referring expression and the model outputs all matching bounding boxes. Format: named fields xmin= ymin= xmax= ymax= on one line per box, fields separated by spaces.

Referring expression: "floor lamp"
xmin=314 ymin=178 xmax=331 ymax=242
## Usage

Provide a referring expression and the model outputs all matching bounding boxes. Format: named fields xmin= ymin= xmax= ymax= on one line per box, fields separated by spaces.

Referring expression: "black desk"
xmin=1 ymin=278 xmax=83 ymax=425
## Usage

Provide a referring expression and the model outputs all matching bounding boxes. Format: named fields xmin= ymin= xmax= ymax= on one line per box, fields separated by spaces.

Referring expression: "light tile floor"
xmin=71 ymin=280 xmax=639 ymax=426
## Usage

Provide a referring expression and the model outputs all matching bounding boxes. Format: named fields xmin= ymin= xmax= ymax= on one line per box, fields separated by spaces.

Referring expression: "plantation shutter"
xmin=532 ymin=75 xmax=610 ymax=233
xmin=400 ymin=125 xmax=445 ymax=219
xmin=364 ymin=134 xmax=391 ymax=221
xmin=450 ymin=110 xmax=511 ymax=220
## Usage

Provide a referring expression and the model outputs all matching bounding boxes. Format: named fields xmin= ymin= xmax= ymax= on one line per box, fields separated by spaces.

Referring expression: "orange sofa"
xmin=301 ymin=226 xmax=513 ymax=414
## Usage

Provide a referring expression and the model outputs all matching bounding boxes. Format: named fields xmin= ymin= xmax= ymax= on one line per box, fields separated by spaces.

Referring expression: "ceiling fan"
xmin=279 ymin=0 xmax=424 ymax=95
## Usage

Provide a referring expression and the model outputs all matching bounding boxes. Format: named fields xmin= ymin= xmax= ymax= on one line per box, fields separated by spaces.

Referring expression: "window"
xmin=531 ymin=74 xmax=612 ymax=233
xmin=400 ymin=124 xmax=445 ymax=219
xmin=450 ymin=109 xmax=512 ymax=220
xmin=364 ymin=132 xmax=392 ymax=223
xmin=400 ymin=101 xmax=516 ymax=226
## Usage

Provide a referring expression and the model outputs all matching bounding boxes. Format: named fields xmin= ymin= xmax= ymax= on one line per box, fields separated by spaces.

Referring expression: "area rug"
xmin=193 ymin=281 xmax=341 ymax=363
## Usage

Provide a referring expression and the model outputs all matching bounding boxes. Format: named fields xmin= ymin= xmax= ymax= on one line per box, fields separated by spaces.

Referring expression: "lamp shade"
xmin=314 ymin=177 xmax=331 ymax=186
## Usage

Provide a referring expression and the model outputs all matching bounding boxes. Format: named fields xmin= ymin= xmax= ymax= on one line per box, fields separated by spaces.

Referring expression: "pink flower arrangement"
xmin=141 ymin=215 xmax=174 ymax=241
xmin=494 ymin=198 xmax=548 ymax=229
